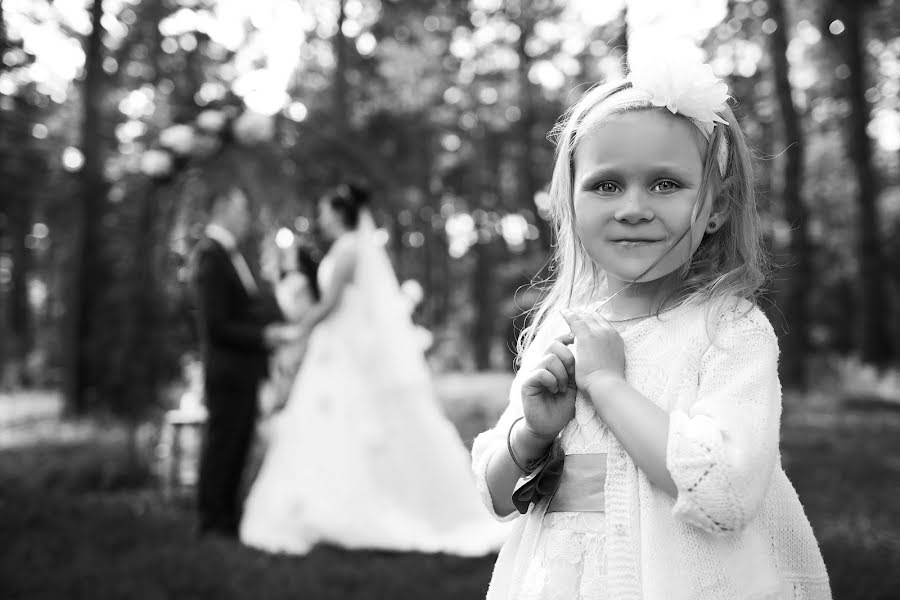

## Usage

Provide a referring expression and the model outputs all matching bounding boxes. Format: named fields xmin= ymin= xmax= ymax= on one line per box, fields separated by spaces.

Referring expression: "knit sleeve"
xmin=471 ymin=313 xmax=565 ymax=521
xmin=471 ymin=374 xmax=526 ymax=522
xmin=666 ymin=306 xmax=782 ymax=535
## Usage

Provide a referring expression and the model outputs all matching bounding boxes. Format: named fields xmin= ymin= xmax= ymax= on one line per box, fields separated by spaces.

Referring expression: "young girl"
xmin=472 ymin=48 xmax=831 ymax=600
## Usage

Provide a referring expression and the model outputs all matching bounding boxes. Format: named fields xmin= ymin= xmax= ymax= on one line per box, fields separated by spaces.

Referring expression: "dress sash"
xmin=546 ymin=453 xmax=607 ymax=513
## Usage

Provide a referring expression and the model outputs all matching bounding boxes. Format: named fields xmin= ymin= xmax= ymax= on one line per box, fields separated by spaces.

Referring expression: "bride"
xmin=239 ymin=183 xmax=508 ymax=556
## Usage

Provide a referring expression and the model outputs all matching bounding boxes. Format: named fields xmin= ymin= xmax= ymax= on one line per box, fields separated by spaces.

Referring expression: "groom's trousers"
xmin=197 ymin=373 xmax=259 ymax=536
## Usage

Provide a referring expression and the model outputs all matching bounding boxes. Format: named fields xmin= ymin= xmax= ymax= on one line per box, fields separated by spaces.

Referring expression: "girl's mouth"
xmin=611 ymin=239 xmax=664 ymax=247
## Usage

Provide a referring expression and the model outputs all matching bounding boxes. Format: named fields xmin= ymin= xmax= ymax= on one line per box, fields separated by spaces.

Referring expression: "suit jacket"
xmin=190 ymin=236 xmax=282 ymax=386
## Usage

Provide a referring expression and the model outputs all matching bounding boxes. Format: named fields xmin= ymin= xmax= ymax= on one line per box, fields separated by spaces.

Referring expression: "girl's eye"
xmin=652 ymin=179 xmax=679 ymax=192
xmin=594 ymin=181 xmax=620 ymax=193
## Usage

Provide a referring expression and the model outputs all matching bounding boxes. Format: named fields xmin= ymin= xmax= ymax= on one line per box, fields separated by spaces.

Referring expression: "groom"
xmin=191 ymin=183 xmax=291 ymax=538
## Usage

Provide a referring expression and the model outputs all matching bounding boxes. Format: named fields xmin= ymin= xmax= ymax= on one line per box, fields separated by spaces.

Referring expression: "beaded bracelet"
xmin=506 ymin=416 xmax=552 ymax=474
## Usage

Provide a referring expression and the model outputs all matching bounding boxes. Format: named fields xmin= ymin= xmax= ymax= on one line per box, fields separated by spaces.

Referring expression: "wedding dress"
xmin=239 ymin=212 xmax=509 ymax=556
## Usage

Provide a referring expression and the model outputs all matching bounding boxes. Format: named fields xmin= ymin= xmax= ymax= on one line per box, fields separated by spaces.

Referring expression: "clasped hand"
xmin=519 ymin=310 xmax=626 ymax=440
xmin=264 ymin=322 xmax=309 ymax=349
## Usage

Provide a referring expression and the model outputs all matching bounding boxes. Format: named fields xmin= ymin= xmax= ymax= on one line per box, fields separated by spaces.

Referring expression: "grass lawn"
xmin=2 ymin=377 xmax=899 ymax=599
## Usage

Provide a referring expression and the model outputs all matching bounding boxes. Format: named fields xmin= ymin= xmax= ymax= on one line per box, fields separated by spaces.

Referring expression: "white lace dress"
xmin=518 ymin=396 xmax=610 ymax=600
xmin=473 ymin=300 xmax=831 ymax=600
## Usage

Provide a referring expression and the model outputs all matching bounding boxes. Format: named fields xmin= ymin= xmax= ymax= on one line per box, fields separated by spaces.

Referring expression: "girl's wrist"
xmin=513 ymin=419 xmax=556 ymax=459
xmin=584 ymin=372 xmax=627 ymax=413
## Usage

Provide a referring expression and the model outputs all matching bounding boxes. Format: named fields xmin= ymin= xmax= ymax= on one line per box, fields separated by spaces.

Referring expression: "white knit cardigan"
xmin=472 ymin=299 xmax=831 ymax=600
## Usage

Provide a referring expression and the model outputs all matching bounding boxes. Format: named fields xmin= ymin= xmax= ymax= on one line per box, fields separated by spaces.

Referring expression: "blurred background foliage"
xmin=1 ymin=0 xmax=899 ymax=423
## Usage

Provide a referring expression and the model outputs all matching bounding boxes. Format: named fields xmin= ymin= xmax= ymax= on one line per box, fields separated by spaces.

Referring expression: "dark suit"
xmin=190 ymin=235 xmax=281 ymax=535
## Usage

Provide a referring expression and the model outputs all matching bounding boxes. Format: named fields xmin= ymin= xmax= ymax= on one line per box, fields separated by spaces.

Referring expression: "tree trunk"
xmin=0 ymin=16 xmax=42 ymax=385
xmin=842 ymin=5 xmax=892 ymax=364
xmin=63 ymin=0 xmax=106 ymax=414
xmin=121 ymin=181 xmax=159 ymax=470
xmin=768 ymin=0 xmax=810 ymax=389
xmin=333 ymin=0 xmax=348 ymax=140
xmin=0 ymin=160 xmax=29 ymax=386
xmin=415 ymin=139 xmax=443 ymax=328
xmin=7 ymin=171 xmax=30 ymax=385
xmin=431 ymin=201 xmax=450 ymax=328
xmin=471 ymin=238 xmax=498 ymax=370
xmin=122 ymin=0 xmax=167 ymax=420
xmin=0 ymin=0 xmax=8 ymax=381
xmin=471 ymin=131 xmax=501 ymax=370
xmin=514 ymin=14 xmax=551 ymax=252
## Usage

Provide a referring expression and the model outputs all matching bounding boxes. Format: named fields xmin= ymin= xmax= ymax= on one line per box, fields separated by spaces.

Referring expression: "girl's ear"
xmin=705 ymin=172 xmax=734 ymax=233
xmin=705 ymin=211 xmax=729 ymax=233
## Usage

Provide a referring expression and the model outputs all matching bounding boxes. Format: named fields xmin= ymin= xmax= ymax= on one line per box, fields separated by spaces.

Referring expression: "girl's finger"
xmin=542 ymin=353 xmax=569 ymax=391
xmin=534 ymin=369 xmax=560 ymax=394
xmin=524 ymin=369 xmax=559 ymax=395
xmin=553 ymin=332 xmax=575 ymax=345
xmin=583 ymin=311 xmax=618 ymax=336
xmin=546 ymin=341 xmax=575 ymax=374
xmin=560 ymin=309 xmax=592 ymax=339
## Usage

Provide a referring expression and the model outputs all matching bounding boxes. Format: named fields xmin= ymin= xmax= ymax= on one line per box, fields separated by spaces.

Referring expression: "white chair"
xmin=159 ymin=378 xmax=207 ymax=499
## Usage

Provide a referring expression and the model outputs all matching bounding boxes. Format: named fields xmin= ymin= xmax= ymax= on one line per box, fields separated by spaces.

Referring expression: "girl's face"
xmin=572 ymin=109 xmax=715 ymax=291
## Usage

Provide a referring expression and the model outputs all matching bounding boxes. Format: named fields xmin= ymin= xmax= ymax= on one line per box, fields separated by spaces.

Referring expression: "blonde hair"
xmin=517 ymin=80 xmax=768 ymax=361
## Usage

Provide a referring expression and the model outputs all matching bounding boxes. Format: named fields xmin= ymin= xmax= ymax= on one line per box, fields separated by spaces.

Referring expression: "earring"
xmin=707 ymin=219 xmax=717 ymax=232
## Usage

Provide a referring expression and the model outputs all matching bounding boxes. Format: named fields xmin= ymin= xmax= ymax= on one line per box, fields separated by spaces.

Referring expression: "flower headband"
xmin=625 ymin=47 xmax=730 ymax=176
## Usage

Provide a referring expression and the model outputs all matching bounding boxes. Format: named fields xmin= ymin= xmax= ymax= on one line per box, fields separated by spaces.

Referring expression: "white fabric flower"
xmin=627 ymin=45 xmax=729 ymax=131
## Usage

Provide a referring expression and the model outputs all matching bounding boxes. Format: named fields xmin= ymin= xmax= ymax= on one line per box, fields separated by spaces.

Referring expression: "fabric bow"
xmin=511 ymin=439 xmax=566 ymax=515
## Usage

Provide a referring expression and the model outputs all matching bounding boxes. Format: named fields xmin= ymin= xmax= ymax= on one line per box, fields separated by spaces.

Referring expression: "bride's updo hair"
xmin=325 ymin=182 xmax=371 ymax=230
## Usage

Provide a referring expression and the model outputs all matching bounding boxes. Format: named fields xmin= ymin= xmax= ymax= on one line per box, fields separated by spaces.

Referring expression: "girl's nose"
xmin=614 ymin=190 xmax=654 ymax=224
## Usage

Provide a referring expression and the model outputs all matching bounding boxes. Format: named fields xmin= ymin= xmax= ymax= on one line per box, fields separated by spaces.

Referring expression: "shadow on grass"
xmin=0 ymin=387 xmax=502 ymax=600
xmin=0 ymin=462 xmax=495 ymax=600
xmin=3 ymin=383 xmax=900 ymax=599
xmin=781 ymin=397 xmax=900 ymax=600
